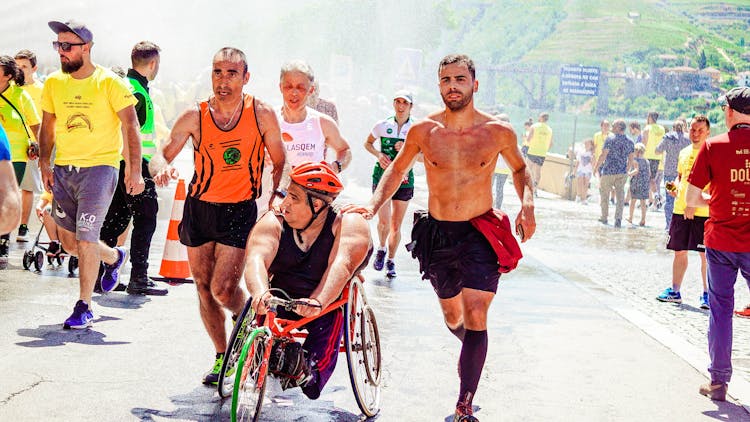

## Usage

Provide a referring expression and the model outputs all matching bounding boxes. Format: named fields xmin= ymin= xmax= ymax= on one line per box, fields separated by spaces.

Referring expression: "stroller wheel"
xmin=34 ymin=251 xmax=44 ymax=272
xmin=22 ymin=251 xmax=34 ymax=270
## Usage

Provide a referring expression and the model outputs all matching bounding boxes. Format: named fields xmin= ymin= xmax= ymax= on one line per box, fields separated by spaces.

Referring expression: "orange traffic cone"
xmin=154 ymin=179 xmax=192 ymax=283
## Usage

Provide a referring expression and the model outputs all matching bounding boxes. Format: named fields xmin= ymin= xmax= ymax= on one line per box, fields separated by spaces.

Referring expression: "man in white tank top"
xmin=278 ymin=60 xmax=350 ymax=170
xmin=257 ymin=60 xmax=352 ymax=217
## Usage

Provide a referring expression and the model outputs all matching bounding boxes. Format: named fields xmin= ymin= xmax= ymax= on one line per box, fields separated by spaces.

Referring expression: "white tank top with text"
xmin=278 ymin=106 xmax=326 ymax=166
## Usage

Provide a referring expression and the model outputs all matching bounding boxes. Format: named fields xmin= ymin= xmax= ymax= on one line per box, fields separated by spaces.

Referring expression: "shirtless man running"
xmin=344 ymin=54 xmax=535 ymax=421
xmin=150 ymin=47 xmax=286 ymax=385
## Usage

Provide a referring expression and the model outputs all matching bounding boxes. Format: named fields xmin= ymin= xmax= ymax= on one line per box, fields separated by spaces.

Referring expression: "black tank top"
xmin=268 ymin=210 xmax=337 ymax=298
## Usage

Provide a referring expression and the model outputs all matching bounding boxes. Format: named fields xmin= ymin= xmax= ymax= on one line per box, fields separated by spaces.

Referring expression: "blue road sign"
xmin=559 ymin=65 xmax=600 ymax=96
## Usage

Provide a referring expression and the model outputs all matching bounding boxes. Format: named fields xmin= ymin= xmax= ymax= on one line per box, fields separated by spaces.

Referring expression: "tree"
xmin=698 ymin=49 xmax=707 ymax=69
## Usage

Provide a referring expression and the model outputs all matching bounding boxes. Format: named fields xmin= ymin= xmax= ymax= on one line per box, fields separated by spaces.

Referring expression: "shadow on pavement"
xmin=15 ymin=317 xmax=129 ymax=347
xmin=131 ymin=384 xmax=368 ymax=422
xmin=92 ymin=293 xmax=150 ymax=309
xmin=702 ymin=400 xmax=750 ymax=421
xmin=680 ymin=303 xmax=711 ymax=315
xmin=131 ymin=386 xmax=227 ymax=421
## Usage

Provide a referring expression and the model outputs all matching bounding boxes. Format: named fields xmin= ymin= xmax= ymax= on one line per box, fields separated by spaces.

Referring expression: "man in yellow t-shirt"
xmin=655 ymin=115 xmax=711 ymax=309
xmin=39 ymin=20 xmax=144 ymax=330
xmin=0 ymin=56 xmax=42 ymax=259
xmin=13 ymin=50 xmax=46 ymax=242
xmin=642 ymin=111 xmax=665 ymax=208
xmin=592 ymin=119 xmax=610 ymax=164
xmin=14 ymin=50 xmax=43 ymax=109
xmin=525 ymin=112 xmax=553 ymax=196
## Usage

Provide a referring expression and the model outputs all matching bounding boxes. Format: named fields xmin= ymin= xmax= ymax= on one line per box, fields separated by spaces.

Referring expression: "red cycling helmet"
xmin=290 ymin=161 xmax=344 ymax=197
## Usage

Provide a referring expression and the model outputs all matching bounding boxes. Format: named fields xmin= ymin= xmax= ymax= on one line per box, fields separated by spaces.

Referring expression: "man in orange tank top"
xmin=150 ymin=47 xmax=286 ymax=386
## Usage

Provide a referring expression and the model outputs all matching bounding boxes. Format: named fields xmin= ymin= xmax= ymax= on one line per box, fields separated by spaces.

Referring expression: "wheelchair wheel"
xmin=34 ymin=251 xmax=44 ymax=272
xmin=219 ymin=298 xmax=256 ymax=398
xmin=68 ymin=256 xmax=78 ymax=275
xmin=22 ymin=251 xmax=34 ymax=270
xmin=344 ymin=280 xmax=381 ymax=417
xmin=232 ymin=329 xmax=270 ymax=422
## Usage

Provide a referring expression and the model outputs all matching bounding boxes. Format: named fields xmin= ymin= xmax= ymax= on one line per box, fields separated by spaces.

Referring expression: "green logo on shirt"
xmin=387 ymin=128 xmax=393 ymax=134
xmin=223 ymin=147 xmax=241 ymax=165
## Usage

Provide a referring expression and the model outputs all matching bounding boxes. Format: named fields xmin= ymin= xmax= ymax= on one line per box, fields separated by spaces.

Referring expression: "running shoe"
xmin=0 ymin=236 xmax=8 ymax=270
xmin=453 ymin=415 xmax=479 ymax=422
xmin=275 ymin=341 xmax=312 ymax=390
xmin=386 ymin=259 xmax=396 ymax=278
xmin=63 ymin=300 xmax=94 ymax=329
xmin=16 ymin=224 xmax=29 ymax=242
xmin=454 ymin=402 xmax=478 ymax=422
xmin=699 ymin=382 xmax=727 ymax=401
xmin=735 ymin=305 xmax=750 ymax=318
xmin=47 ymin=241 xmax=61 ymax=257
xmin=202 ymin=353 xmax=224 ymax=385
xmin=373 ymin=249 xmax=386 ymax=271
xmin=700 ymin=292 xmax=710 ymax=310
xmin=656 ymin=287 xmax=682 ymax=303
xmin=269 ymin=340 xmax=285 ymax=374
xmin=100 ymin=247 xmax=127 ymax=293
xmin=127 ymin=274 xmax=168 ymax=296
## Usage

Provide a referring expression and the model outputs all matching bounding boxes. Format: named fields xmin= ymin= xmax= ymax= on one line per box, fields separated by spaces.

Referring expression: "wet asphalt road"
xmin=1 ymin=152 xmax=748 ymax=421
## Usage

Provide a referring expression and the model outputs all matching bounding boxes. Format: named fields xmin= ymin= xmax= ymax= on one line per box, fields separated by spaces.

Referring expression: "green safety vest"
xmin=127 ymin=76 xmax=156 ymax=160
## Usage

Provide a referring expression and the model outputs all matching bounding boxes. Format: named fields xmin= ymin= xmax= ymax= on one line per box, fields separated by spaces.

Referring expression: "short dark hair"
xmin=693 ymin=114 xmax=710 ymax=129
xmin=438 ymin=54 xmax=475 ymax=80
xmin=647 ymin=111 xmax=659 ymax=121
xmin=214 ymin=47 xmax=248 ymax=74
xmin=131 ymin=41 xmax=161 ymax=67
xmin=14 ymin=49 xmax=37 ymax=68
xmin=0 ymin=55 xmax=24 ymax=86
xmin=629 ymin=121 xmax=641 ymax=130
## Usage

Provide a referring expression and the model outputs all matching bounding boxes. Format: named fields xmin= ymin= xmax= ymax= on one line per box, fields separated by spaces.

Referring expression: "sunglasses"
xmin=52 ymin=41 xmax=86 ymax=52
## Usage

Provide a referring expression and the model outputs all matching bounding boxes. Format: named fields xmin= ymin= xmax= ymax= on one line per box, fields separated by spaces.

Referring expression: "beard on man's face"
xmin=61 ymin=56 xmax=83 ymax=74
xmin=441 ymin=90 xmax=472 ymax=112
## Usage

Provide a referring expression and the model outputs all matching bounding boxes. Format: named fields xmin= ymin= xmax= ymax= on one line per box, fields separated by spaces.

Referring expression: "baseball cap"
xmin=393 ymin=90 xmax=413 ymax=104
xmin=48 ymin=20 xmax=94 ymax=43
xmin=719 ymin=87 xmax=750 ymax=115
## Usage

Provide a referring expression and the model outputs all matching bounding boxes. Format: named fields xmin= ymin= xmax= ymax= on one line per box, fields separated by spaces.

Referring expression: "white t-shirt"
xmin=576 ymin=150 xmax=593 ymax=175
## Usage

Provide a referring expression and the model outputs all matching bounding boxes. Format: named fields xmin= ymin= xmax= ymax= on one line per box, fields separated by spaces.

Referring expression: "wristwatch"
xmin=274 ymin=188 xmax=287 ymax=199
xmin=332 ymin=160 xmax=342 ymax=172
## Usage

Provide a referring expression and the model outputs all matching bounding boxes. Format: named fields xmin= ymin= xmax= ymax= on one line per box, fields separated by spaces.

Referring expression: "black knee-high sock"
xmin=457 ymin=329 xmax=488 ymax=409
xmin=447 ymin=322 xmax=466 ymax=342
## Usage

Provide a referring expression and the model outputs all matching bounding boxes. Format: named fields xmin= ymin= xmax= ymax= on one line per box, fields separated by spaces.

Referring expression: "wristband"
xmin=274 ymin=188 xmax=287 ymax=199
xmin=332 ymin=160 xmax=342 ymax=172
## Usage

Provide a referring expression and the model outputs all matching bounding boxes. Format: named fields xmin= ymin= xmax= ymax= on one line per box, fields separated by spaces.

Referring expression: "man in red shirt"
xmin=687 ymin=86 xmax=750 ymax=402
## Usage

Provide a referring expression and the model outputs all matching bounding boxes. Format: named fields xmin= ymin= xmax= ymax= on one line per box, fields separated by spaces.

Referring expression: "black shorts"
xmin=372 ymin=184 xmax=414 ymax=202
xmin=648 ymin=159 xmax=660 ymax=182
xmin=179 ymin=196 xmax=257 ymax=249
xmin=407 ymin=210 xmax=500 ymax=299
xmin=667 ymin=214 xmax=707 ymax=252
xmin=527 ymin=154 xmax=545 ymax=166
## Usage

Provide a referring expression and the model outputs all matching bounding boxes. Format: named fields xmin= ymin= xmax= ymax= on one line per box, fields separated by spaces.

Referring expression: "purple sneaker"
xmin=101 ymin=247 xmax=127 ymax=293
xmin=63 ymin=300 xmax=93 ymax=329
xmin=373 ymin=249 xmax=386 ymax=271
